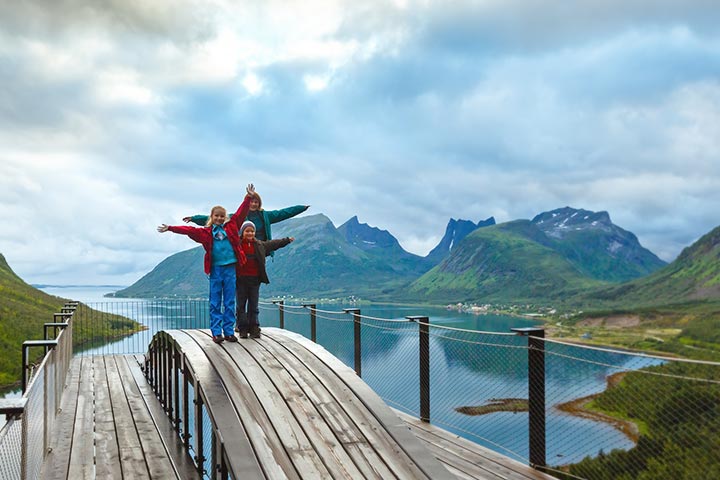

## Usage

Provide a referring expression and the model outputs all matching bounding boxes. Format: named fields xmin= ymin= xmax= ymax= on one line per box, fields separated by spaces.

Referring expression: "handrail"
xmin=0 ymin=301 xmax=77 ymax=480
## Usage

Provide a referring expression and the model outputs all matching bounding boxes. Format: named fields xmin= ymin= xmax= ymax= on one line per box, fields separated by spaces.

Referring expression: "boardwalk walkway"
xmin=41 ymin=328 xmax=556 ymax=479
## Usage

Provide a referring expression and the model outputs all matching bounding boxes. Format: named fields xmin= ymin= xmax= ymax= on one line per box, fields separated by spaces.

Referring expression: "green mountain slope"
xmin=0 ymin=253 xmax=67 ymax=387
xmin=579 ymin=224 xmax=720 ymax=307
xmin=406 ymin=220 xmax=605 ymax=303
xmin=0 ymin=253 xmax=142 ymax=390
xmin=531 ymin=207 xmax=666 ymax=282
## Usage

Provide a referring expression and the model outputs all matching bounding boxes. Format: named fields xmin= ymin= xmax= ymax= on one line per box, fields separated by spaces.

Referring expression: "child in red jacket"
xmin=236 ymin=220 xmax=294 ymax=338
xmin=157 ymin=184 xmax=255 ymax=344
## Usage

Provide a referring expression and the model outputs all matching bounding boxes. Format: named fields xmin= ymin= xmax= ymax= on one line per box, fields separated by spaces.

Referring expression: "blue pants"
xmin=236 ymin=275 xmax=260 ymax=332
xmin=209 ymin=264 xmax=236 ymax=337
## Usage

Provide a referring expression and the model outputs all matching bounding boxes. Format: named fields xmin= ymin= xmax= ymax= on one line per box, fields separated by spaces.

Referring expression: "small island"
xmin=456 ymin=398 xmax=529 ymax=415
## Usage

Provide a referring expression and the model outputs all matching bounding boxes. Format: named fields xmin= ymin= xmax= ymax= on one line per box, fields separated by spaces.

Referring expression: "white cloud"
xmin=1 ymin=0 xmax=719 ymax=283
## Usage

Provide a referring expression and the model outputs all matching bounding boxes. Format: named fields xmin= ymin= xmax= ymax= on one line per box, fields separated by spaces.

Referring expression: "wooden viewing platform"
xmin=40 ymin=328 xmax=556 ymax=479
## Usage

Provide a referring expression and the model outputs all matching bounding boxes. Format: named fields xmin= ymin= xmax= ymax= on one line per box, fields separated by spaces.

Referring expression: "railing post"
xmin=174 ymin=349 xmax=181 ymax=431
xmin=44 ymin=322 xmax=68 ymax=340
xmin=344 ymin=308 xmax=362 ymax=377
xmin=302 ymin=304 xmax=317 ymax=342
xmin=408 ymin=316 xmax=430 ymax=422
xmin=272 ymin=300 xmax=285 ymax=329
xmin=21 ymin=340 xmax=58 ymax=393
xmin=512 ymin=327 xmax=546 ymax=470
xmin=195 ymin=385 xmax=205 ymax=475
xmin=182 ymin=358 xmax=191 ymax=446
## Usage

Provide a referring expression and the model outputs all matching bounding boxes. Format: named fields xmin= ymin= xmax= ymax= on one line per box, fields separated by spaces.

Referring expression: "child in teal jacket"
xmin=184 ymin=191 xmax=308 ymax=244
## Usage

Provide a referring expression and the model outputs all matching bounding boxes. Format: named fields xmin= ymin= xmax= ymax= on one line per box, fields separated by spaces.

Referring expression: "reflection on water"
xmin=36 ymin=287 xmax=662 ymax=466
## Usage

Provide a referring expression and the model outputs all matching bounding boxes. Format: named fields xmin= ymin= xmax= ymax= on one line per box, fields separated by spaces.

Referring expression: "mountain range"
xmin=114 ymin=206 xmax=677 ymax=307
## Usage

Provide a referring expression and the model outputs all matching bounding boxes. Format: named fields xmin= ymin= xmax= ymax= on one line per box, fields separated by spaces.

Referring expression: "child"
xmin=183 ymin=191 xmax=308 ymax=244
xmin=157 ymin=184 xmax=255 ymax=344
xmin=183 ymin=189 xmax=308 ymax=332
xmin=236 ymin=220 xmax=294 ymax=338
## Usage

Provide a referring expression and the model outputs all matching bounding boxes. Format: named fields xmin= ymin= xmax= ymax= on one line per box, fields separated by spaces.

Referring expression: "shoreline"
xmin=555 ymin=371 xmax=640 ymax=443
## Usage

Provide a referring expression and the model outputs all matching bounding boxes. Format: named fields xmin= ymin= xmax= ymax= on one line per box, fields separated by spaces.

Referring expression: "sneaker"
xmin=212 ymin=335 xmax=224 ymax=344
xmin=236 ymin=330 xmax=249 ymax=339
xmin=224 ymin=335 xmax=238 ymax=343
xmin=249 ymin=327 xmax=261 ymax=339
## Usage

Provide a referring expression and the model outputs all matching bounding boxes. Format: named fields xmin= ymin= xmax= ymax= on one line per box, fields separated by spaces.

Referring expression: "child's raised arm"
xmin=230 ymin=183 xmax=256 ymax=228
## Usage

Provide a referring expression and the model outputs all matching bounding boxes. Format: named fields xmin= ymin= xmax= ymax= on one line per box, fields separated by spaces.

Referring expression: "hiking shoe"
xmin=224 ymin=335 xmax=238 ymax=343
xmin=249 ymin=327 xmax=261 ymax=339
xmin=212 ymin=335 xmax=224 ymax=344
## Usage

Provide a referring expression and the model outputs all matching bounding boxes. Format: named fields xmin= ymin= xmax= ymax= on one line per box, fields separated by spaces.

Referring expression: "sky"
xmin=1 ymin=0 xmax=719 ymax=285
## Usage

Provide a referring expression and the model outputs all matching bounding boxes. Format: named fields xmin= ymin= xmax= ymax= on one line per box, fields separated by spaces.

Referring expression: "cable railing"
xmin=257 ymin=300 xmax=720 ymax=479
xmin=0 ymin=302 xmax=77 ymax=480
xmin=2 ymin=298 xmax=718 ymax=479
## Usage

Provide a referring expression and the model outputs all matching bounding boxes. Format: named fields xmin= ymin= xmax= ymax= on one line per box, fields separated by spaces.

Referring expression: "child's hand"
xmin=246 ymin=183 xmax=255 ymax=195
xmin=288 ymin=237 xmax=295 ymax=242
xmin=182 ymin=217 xmax=191 ymax=223
xmin=157 ymin=224 xmax=169 ymax=233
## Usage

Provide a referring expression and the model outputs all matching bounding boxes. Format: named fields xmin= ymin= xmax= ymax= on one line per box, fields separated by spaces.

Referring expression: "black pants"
xmin=236 ymin=276 xmax=260 ymax=332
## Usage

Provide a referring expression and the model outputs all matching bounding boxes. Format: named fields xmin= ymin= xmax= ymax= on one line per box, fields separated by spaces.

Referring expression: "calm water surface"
xmin=31 ymin=286 xmax=654 ymax=466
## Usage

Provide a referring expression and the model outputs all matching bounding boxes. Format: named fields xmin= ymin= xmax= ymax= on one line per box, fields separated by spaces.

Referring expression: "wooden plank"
xmin=123 ymin=355 xmax=199 ymax=479
xmin=112 ymin=355 xmax=179 ymax=479
xmin=167 ymin=330 xmax=273 ymax=479
xmin=399 ymin=412 xmax=558 ymax=480
xmin=233 ymin=332 xmax=366 ymax=479
xmin=105 ymin=353 xmax=151 ymax=478
xmin=43 ymin=357 xmax=81 ymax=480
xmin=263 ymin=329 xmax=454 ymax=479
xmin=258 ymin=333 xmax=397 ymax=479
xmin=67 ymin=357 xmax=95 ymax=479
xmin=94 ymin=356 xmax=122 ymax=478
xmin=187 ymin=330 xmax=332 ymax=478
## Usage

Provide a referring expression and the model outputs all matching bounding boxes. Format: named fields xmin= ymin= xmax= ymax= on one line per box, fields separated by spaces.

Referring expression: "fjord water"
xmin=40 ymin=286 xmax=644 ymax=466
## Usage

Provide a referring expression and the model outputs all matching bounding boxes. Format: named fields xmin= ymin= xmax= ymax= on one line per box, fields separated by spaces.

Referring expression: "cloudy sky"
xmin=1 ymin=0 xmax=719 ymax=285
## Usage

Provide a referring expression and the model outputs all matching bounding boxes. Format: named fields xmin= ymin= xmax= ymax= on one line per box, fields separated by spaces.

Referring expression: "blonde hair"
xmin=205 ymin=206 xmax=227 ymax=226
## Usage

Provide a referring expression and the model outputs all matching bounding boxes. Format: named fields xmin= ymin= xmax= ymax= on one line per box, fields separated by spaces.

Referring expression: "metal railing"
xmin=145 ymin=331 xmax=229 ymax=478
xmin=4 ymin=299 xmax=719 ymax=480
xmin=0 ymin=302 xmax=77 ymax=480
xmin=257 ymin=301 xmax=720 ymax=479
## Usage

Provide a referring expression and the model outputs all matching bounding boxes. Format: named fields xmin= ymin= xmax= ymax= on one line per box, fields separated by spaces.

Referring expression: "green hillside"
xmin=406 ymin=221 xmax=604 ymax=303
xmin=530 ymin=207 xmax=666 ymax=283
xmin=578 ymin=225 xmax=720 ymax=307
xmin=0 ymin=253 xmax=141 ymax=390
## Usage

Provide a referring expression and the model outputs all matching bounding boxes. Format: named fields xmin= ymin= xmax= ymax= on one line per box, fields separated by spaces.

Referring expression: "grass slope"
xmin=407 ymin=221 xmax=604 ymax=303
xmin=0 ymin=253 xmax=141 ymax=390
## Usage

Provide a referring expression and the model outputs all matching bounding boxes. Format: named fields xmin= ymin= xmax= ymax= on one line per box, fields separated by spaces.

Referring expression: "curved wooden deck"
xmin=167 ymin=328 xmax=452 ymax=479
xmin=42 ymin=327 xmax=556 ymax=479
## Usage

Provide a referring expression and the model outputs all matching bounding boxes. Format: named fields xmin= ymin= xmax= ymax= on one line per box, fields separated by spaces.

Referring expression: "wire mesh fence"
xmin=24 ymin=298 xmax=720 ymax=480
xmin=0 ymin=417 xmax=22 ymax=480
xmin=253 ymin=301 xmax=720 ymax=480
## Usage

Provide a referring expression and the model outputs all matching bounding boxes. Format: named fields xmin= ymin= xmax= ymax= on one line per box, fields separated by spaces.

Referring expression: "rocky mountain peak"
xmin=425 ymin=216 xmax=495 ymax=263
xmin=531 ymin=207 xmax=612 ymax=239
xmin=337 ymin=216 xmax=401 ymax=251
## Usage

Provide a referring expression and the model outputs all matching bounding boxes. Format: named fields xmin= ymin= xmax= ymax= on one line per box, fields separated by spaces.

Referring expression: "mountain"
xmin=0 ymin=253 xmax=67 ymax=387
xmin=117 ymin=207 xmax=668 ymax=303
xmin=0 ymin=254 xmax=142 ymax=389
xmin=406 ymin=207 xmax=667 ymax=304
xmin=115 ymin=214 xmax=430 ymax=299
xmin=406 ymin=220 xmax=605 ymax=303
xmin=425 ymin=217 xmax=496 ymax=264
xmin=580 ymin=224 xmax=720 ymax=306
xmin=337 ymin=216 xmax=432 ymax=274
xmin=531 ymin=207 xmax=666 ymax=282
xmin=112 ymin=246 xmax=207 ymax=298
